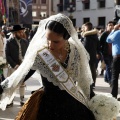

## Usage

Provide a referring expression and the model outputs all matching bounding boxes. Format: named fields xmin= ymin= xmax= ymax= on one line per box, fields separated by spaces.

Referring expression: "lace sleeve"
xmin=31 ymin=54 xmax=64 ymax=90
xmin=31 ymin=55 xmax=39 ymax=70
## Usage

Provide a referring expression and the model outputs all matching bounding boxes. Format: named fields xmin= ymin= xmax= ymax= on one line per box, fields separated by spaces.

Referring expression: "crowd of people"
xmin=76 ymin=20 xmax=120 ymax=101
xmin=0 ymin=13 xmax=120 ymax=120
xmin=0 ymin=24 xmax=38 ymax=107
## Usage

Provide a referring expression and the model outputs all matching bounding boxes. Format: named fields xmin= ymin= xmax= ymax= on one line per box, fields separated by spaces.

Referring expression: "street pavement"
xmin=0 ymin=70 xmax=120 ymax=120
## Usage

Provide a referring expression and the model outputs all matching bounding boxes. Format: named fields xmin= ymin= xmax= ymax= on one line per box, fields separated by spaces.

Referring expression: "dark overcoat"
xmin=5 ymin=38 xmax=29 ymax=68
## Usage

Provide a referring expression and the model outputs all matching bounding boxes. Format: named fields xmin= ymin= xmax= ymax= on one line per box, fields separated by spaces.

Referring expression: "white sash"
xmin=38 ymin=48 xmax=88 ymax=107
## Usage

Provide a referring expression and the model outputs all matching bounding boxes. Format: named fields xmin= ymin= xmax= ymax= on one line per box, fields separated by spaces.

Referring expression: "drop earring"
xmin=64 ymin=41 xmax=70 ymax=52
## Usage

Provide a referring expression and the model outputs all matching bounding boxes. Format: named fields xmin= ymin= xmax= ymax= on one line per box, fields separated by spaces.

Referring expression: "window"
xmin=32 ymin=0 xmax=36 ymax=3
xmin=40 ymin=12 xmax=47 ymax=17
xmin=98 ymin=17 xmax=105 ymax=28
xmin=58 ymin=5 xmax=63 ymax=12
xmin=9 ymin=8 xmax=18 ymax=24
xmin=57 ymin=0 xmax=63 ymax=12
xmin=64 ymin=0 xmax=69 ymax=10
xmin=82 ymin=0 xmax=90 ymax=3
xmin=64 ymin=0 xmax=75 ymax=11
xmin=71 ymin=18 xmax=76 ymax=27
xmin=71 ymin=0 xmax=76 ymax=3
xmin=41 ymin=0 xmax=46 ymax=4
xmin=32 ymin=11 xmax=37 ymax=17
xmin=83 ymin=3 xmax=90 ymax=9
xmin=83 ymin=18 xmax=90 ymax=24
xmin=60 ymin=0 xmax=63 ymax=3
xmin=98 ymin=0 xmax=105 ymax=8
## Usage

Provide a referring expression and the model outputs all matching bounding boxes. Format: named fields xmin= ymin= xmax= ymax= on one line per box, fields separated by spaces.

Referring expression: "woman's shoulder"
xmin=68 ymin=39 xmax=79 ymax=52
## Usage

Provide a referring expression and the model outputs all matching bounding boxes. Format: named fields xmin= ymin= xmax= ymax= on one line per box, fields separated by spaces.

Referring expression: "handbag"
xmin=15 ymin=87 xmax=44 ymax=120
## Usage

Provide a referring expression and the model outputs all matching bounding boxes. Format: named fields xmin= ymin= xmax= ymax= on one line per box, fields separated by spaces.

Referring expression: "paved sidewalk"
xmin=0 ymin=72 xmax=120 ymax=120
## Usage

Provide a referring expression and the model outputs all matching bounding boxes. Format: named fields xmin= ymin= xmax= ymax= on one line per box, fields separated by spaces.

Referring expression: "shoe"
xmin=91 ymin=83 xmax=95 ymax=89
xmin=108 ymin=81 xmax=112 ymax=87
xmin=99 ymin=70 xmax=104 ymax=76
xmin=20 ymin=101 xmax=25 ymax=106
xmin=92 ymin=86 xmax=95 ymax=89
xmin=20 ymin=96 xmax=25 ymax=106
xmin=6 ymin=102 xmax=13 ymax=108
xmin=104 ymin=79 xmax=109 ymax=83
xmin=99 ymin=73 xmax=103 ymax=76
xmin=117 ymin=98 xmax=120 ymax=101
xmin=31 ymin=90 xmax=35 ymax=94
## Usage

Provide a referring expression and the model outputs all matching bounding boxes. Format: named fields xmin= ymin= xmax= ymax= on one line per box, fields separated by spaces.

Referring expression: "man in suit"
xmin=5 ymin=25 xmax=29 ymax=107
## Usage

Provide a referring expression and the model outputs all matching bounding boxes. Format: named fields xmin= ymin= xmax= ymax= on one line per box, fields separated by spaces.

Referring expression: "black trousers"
xmin=89 ymin=63 xmax=96 ymax=86
xmin=111 ymin=57 xmax=120 ymax=98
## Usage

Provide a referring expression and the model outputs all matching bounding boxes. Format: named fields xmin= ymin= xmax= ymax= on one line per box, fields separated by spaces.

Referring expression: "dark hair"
xmin=45 ymin=20 xmax=70 ymax=40
xmin=84 ymin=22 xmax=93 ymax=30
xmin=107 ymin=21 xmax=116 ymax=26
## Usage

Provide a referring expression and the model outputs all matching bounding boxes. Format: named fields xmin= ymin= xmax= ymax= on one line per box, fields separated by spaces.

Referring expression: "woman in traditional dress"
xmin=0 ymin=14 xmax=119 ymax=120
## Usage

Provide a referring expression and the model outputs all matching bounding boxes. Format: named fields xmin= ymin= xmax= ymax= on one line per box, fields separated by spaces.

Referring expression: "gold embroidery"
xmin=51 ymin=63 xmax=60 ymax=72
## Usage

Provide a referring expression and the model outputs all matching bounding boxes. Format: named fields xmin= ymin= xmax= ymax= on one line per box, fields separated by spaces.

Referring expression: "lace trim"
xmin=0 ymin=14 xmax=92 ymax=110
xmin=32 ymin=42 xmax=89 ymax=96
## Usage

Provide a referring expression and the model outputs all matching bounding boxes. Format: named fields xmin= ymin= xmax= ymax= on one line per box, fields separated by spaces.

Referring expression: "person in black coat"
xmin=6 ymin=36 xmax=28 ymax=68
xmin=5 ymin=25 xmax=29 ymax=107
xmin=99 ymin=21 xmax=115 ymax=85
xmin=83 ymin=22 xmax=100 ymax=89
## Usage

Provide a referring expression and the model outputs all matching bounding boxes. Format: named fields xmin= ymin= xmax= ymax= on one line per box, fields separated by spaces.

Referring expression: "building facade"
xmin=7 ymin=0 xmax=20 ymax=25
xmin=6 ymin=0 xmax=54 ymax=26
xmin=6 ymin=0 xmax=116 ymax=29
xmin=32 ymin=0 xmax=55 ymax=24
xmin=54 ymin=0 xmax=115 ymax=28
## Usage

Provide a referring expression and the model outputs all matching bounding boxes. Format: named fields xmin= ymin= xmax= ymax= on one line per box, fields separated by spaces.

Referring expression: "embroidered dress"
xmin=0 ymin=14 xmax=119 ymax=120
xmin=0 ymin=14 xmax=93 ymax=111
xmin=37 ymin=76 xmax=95 ymax=120
xmin=31 ymin=43 xmax=95 ymax=120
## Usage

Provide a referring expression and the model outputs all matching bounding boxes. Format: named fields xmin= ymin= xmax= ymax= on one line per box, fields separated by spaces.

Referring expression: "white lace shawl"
xmin=0 ymin=13 xmax=93 ymax=110
xmin=33 ymin=41 xmax=91 ymax=90
xmin=31 ymin=41 xmax=92 ymax=107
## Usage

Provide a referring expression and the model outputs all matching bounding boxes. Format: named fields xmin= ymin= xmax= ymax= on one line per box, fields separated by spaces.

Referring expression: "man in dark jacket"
xmin=5 ymin=25 xmax=29 ymax=107
xmin=83 ymin=22 xmax=100 ymax=89
xmin=99 ymin=21 xmax=115 ymax=85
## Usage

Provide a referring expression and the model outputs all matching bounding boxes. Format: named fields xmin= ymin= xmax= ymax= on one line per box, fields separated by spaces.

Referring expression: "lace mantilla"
xmin=32 ymin=42 xmax=90 ymax=101
xmin=32 ymin=42 xmax=80 ymax=90
xmin=49 ymin=15 xmax=72 ymax=35
xmin=0 ymin=13 xmax=92 ymax=110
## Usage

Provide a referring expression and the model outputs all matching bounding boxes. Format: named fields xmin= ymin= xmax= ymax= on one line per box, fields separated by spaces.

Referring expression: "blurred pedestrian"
xmin=106 ymin=20 xmax=120 ymax=100
xmin=83 ymin=22 xmax=100 ymax=89
xmin=5 ymin=25 xmax=29 ymax=107
xmin=100 ymin=21 xmax=115 ymax=85
xmin=0 ymin=13 xmax=119 ymax=120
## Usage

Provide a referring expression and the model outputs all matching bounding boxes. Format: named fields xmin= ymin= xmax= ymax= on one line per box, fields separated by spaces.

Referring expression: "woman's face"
xmin=46 ymin=29 xmax=66 ymax=51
